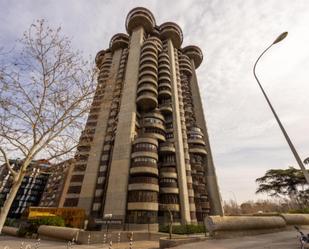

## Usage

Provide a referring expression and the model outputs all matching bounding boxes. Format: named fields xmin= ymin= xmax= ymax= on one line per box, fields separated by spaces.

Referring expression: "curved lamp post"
xmin=253 ymin=32 xmax=309 ymax=184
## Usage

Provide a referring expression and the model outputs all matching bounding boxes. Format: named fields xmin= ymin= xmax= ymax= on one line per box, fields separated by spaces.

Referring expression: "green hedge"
xmin=30 ymin=216 xmax=65 ymax=227
xmin=17 ymin=216 xmax=65 ymax=237
xmin=159 ymin=224 xmax=206 ymax=234
xmin=4 ymin=218 xmax=19 ymax=227
xmin=288 ymin=208 xmax=309 ymax=214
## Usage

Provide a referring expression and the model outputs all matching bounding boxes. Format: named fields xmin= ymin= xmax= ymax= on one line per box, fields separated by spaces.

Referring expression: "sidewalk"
xmin=0 ymin=235 xmax=159 ymax=249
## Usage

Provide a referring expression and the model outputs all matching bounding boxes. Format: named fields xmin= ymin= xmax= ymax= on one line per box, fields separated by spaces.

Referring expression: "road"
xmin=0 ymin=235 xmax=158 ymax=249
xmin=175 ymin=228 xmax=309 ymax=249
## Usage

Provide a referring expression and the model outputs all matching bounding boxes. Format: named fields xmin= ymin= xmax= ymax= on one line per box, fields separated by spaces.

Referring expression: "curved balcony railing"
xmin=159 ymin=142 xmax=176 ymax=154
xmin=109 ymin=33 xmax=129 ymax=52
xmin=189 ymin=144 xmax=208 ymax=155
xmin=159 ymin=22 xmax=183 ymax=48
xmin=136 ymin=91 xmax=158 ymax=111
xmin=182 ymin=45 xmax=203 ymax=69
xmin=126 ymin=7 xmax=156 ymax=34
xmin=129 ymin=176 xmax=158 ymax=185
xmin=179 ymin=54 xmax=193 ymax=76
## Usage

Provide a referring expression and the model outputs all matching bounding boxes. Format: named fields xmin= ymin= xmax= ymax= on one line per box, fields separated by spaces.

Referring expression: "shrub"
xmin=288 ymin=208 xmax=309 ymax=214
xmin=31 ymin=216 xmax=65 ymax=227
xmin=17 ymin=226 xmax=28 ymax=237
xmin=17 ymin=216 xmax=65 ymax=237
xmin=4 ymin=218 xmax=19 ymax=227
xmin=159 ymin=224 xmax=206 ymax=234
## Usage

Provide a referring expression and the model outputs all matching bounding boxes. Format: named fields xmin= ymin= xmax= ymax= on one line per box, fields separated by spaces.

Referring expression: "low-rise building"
xmin=39 ymin=159 xmax=74 ymax=207
xmin=0 ymin=159 xmax=50 ymax=218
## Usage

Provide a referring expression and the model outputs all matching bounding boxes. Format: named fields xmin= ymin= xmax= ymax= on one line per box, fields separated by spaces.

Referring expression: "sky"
xmin=0 ymin=0 xmax=308 ymax=203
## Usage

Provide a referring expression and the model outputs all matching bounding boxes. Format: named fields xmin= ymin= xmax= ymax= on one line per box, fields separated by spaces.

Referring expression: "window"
xmin=64 ymin=198 xmax=78 ymax=207
xmin=133 ymin=143 xmax=157 ymax=152
xmin=144 ymin=118 xmax=163 ymax=125
xmin=127 ymin=190 xmax=158 ymax=202
xmin=133 ymin=157 xmax=156 ymax=164
xmin=129 ymin=176 xmax=158 ymax=184
xmin=160 ymin=194 xmax=179 ymax=204
xmin=97 ymin=177 xmax=105 ymax=184
xmin=95 ymin=189 xmax=103 ymax=197
xmin=67 ymin=186 xmax=81 ymax=194
xmin=71 ymin=175 xmax=84 ymax=182
xmin=74 ymin=164 xmax=86 ymax=172
xmin=92 ymin=203 xmax=101 ymax=211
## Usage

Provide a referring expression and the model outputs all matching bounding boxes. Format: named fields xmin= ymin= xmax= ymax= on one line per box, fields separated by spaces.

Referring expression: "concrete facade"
xmin=62 ymin=7 xmax=222 ymax=229
xmin=40 ymin=159 xmax=74 ymax=208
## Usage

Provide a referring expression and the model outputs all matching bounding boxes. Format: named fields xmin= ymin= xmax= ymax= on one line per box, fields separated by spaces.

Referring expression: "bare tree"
xmin=0 ymin=19 xmax=96 ymax=232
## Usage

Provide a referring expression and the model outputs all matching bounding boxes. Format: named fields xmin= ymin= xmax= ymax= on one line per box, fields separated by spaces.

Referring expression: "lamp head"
xmin=273 ymin=32 xmax=288 ymax=44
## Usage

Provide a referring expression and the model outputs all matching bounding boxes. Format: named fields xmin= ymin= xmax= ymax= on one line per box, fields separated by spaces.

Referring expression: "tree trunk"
xmin=0 ymin=172 xmax=25 ymax=233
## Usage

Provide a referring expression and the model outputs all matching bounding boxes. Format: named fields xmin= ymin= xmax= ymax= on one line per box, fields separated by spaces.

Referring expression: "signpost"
xmin=93 ymin=214 xmax=124 ymax=234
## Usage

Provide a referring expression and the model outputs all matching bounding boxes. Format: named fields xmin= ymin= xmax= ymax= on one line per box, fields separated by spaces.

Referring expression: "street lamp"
xmin=253 ymin=32 xmax=309 ymax=184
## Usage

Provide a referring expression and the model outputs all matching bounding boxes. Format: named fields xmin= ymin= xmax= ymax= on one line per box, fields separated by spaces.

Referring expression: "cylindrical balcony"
xmin=179 ymin=54 xmax=193 ymax=76
xmin=159 ymin=101 xmax=173 ymax=114
xmin=159 ymin=203 xmax=180 ymax=212
xmin=127 ymin=202 xmax=159 ymax=211
xmin=141 ymin=112 xmax=166 ymax=142
xmin=126 ymin=7 xmax=156 ymax=34
xmin=131 ymin=137 xmax=159 ymax=177
xmin=95 ymin=50 xmax=105 ymax=68
xmin=159 ymin=22 xmax=183 ymax=48
xmin=140 ymin=50 xmax=158 ymax=61
xmin=130 ymin=166 xmax=158 ymax=176
xmin=189 ymin=146 xmax=207 ymax=156
xmin=160 ymin=166 xmax=177 ymax=173
xmin=160 ymin=179 xmax=178 ymax=188
xmin=127 ymin=175 xmax=159 ymax=224
xmin=158 ymin=202 xmax=181 ymax=223
xmin=188 ymin=128 xmax=208 ymax=155
xmin=109 ymin=33 xmax=129 ymax=52
xmin=160 ymin=187 xmax=179 ymax=194
xmin=128 ymin=176 xmax=159 ymax=191
xmin=158 ymin=53 xmax=171 ymax=82
xmin=150 ymin=36 xmax=163 ymax=52
xmin=158 ymin=85 xmax=172 ymax=98
xmin=158 ymin=68 xmax=171 ymax=78
xmin=158 ymin=51 xmax=170 ymax=62
xmin=137 ymin=38 xmax=159 ymax=111
xmin=158 ymin=75 xmax=171 ymax=86
xmin=136 ymin=87 xmax=158 ymax=111
xmin=182 ymin=45 xmax=203 ymax=69
xmin=126 ymin=189 xmax=158 ymax=223
xmin=126 ymin=210 xmax=158 ymax=224
xmin=187 ymin=137 xmax=206 ymax=146
xmin=160 ymin=171 xmax=177 ymax=180
xmin=127 ymin=190 xmax=158 ymax=203
xmin=159 ymin=142 xmax=176 ymax=154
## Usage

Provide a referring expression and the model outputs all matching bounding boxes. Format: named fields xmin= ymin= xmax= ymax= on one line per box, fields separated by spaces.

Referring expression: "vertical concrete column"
xmin=103 ymin=27 xmax=144 ymax=221
xmin=58 ymin=162 xmax=74 ymax=207
xmin=189 ymin=59 xmax=224 ymax=216
xmin=77 ymin=49 xmax=123 ymax=214
xmin=167 ymin=39 xmax=191 ymax=224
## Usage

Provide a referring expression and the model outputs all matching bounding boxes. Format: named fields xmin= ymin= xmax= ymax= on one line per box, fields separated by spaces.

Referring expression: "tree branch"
xmin=0 ymin=147 xmax=17 ymax=177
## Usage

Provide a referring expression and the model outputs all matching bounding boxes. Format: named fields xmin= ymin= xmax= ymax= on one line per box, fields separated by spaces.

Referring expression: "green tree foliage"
xmin=256 ymin=167 xmax=309 ymax=208
xmin=159 ymin=224 xmax=206 ymax=234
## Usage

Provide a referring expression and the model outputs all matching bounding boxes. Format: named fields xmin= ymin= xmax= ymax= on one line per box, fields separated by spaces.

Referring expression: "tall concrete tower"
xmin=63 ymin=7 xmax=223 ymax=230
